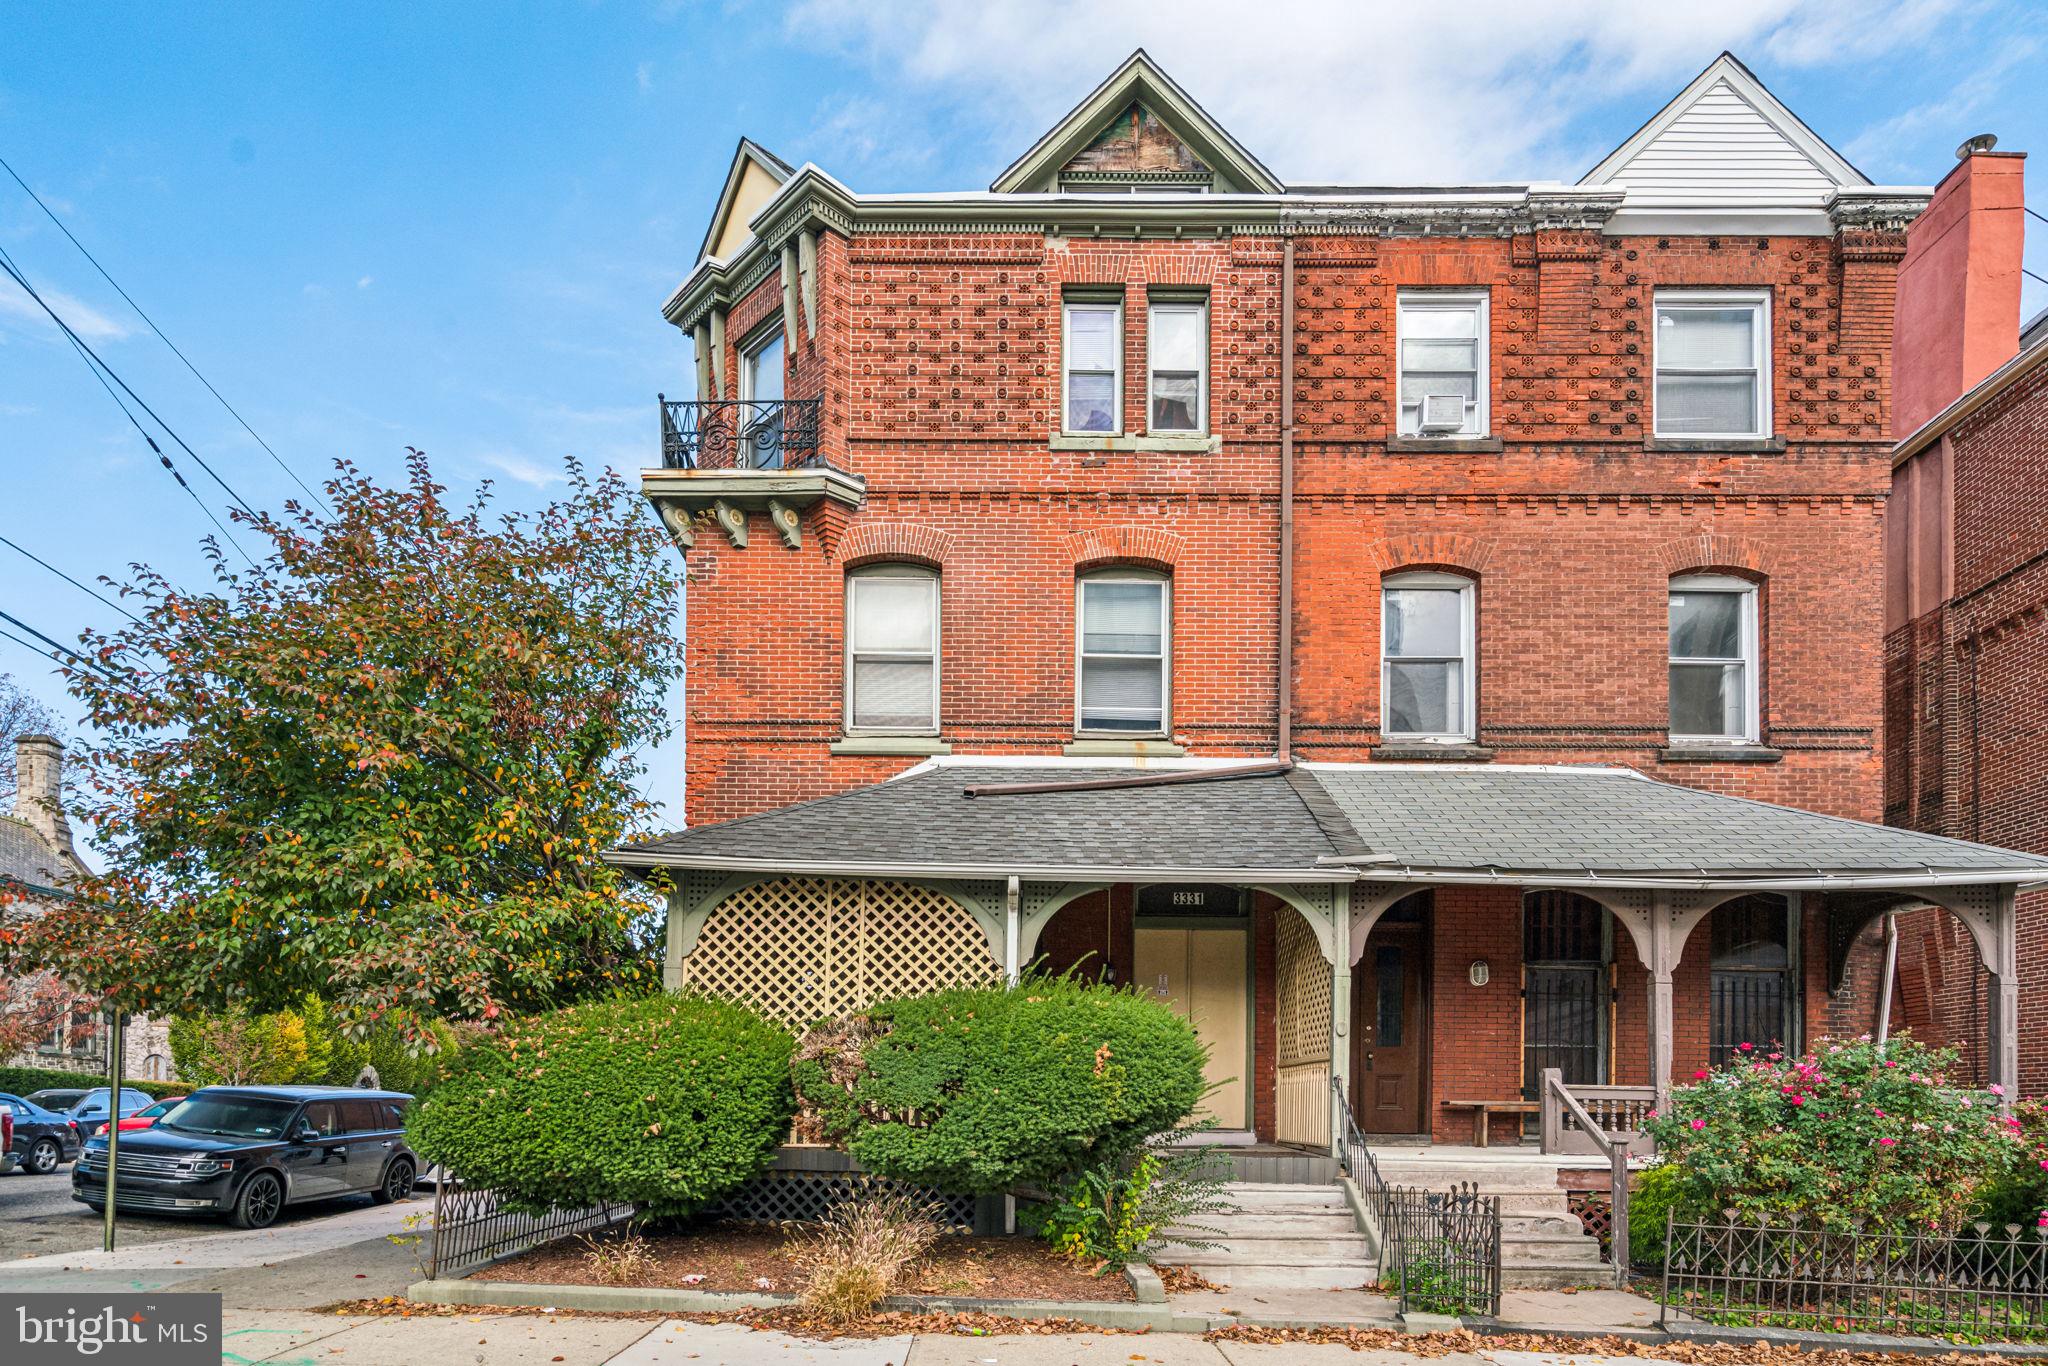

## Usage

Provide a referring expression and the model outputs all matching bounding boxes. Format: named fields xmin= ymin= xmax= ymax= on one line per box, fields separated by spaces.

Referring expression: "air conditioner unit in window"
xmin=1419 ymin=394 xmax=1467 ymax=433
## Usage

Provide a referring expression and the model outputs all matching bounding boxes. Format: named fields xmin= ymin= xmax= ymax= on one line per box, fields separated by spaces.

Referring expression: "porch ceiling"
xmin=605 ymin=758 xmax=2048 ymax=891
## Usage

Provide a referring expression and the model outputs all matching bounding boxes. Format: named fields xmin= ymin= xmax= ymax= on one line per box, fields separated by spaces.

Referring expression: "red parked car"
xmin=115 ymin=1097 xmax=186 ymax=1133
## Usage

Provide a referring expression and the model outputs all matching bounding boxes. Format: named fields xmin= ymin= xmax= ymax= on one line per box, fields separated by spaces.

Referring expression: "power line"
xmin=0 ymin=246 xmax=260 ymax=569
xmin=0 ymin=609 xmax=122 ymax=680
xmin=0 ymin=153 xmax=333 ymax=517
xmin=2028 ymin=206 xmax=2048 ymax=228
xmin=0 ymin=247 xmax=261 ymax=522
xmin=0 ymin=536 xmax=141 ymax=623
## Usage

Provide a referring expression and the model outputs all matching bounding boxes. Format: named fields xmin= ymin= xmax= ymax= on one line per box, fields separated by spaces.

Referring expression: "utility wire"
xmin=0 ymin=246 xmax=259 ymax=569
xmin=0 ymin=609 xmax=122 ymax=679
xmin=0 ymin=536 xmax=141 ymax=624
xmin=0 ymin=153 xmax=333 ymax=516
xmin=0 ymin=248 xmax=261 ymax=522
xmin=2028 ymin=206 xmax=2048 ymax=227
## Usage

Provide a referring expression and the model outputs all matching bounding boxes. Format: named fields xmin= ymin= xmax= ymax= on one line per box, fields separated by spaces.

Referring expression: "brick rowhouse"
xmin=643 ymin=52 xmax=1945 ymax=1141
xmin=1885 ymin=147 xmax=2045 ymax=1090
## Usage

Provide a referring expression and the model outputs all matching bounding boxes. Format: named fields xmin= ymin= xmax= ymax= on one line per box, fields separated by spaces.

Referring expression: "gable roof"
xmin=1581 ymin=52 xmax=1869 ymax=203
xmin=608 ymin=760 xmax=2048 ymax=891
xmin=0 ymin=814 xmax=73 ymax=899
xmin=991 ymin=50 xmax=1282 ymax=195
xmin=697 ymin=137 xmax=796 ymax=264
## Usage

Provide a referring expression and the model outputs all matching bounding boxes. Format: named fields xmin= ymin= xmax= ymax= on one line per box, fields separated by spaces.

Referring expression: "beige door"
xmin=1134 ymin=925 xmax=1249 ymax=1129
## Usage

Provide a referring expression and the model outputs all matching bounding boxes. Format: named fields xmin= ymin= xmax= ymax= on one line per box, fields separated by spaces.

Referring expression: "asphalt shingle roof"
xmin=0 ymin=815 xmax=71 ymax=894
xmin=608 ymin=761 xmax=2048 ymax=886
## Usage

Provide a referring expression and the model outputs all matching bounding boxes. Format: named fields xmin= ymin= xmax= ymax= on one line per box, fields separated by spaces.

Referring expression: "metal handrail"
xmin=1541 ymin=1067 xmax=1630 ymax=1286
xmin=657 ymin=395 xmax=824 ymax=470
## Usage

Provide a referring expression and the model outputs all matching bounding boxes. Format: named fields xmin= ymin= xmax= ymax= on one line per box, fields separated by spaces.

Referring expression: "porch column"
xmin=1004 ymin=875 xmax=1022 ymax=986
xmin=1329 ymin=884 xmax=1352 ymax=1157
xmin=1987 ymin=885 xmax=2020 ymax=1105
xmin=1647 ymin=900 xmax=1677 ymax=1106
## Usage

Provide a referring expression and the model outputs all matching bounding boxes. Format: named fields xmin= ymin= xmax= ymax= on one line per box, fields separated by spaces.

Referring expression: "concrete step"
xmin=1162 ymin=1232 xmax=1372 ymax=1259
xmin=1181 ymin=1260 xmax=1377 ymax=1290
xmin=1504 ymin=1237 xmax=1606 ymax=1265
xmin=1169 ymin=1213 xmax=1359 ymax=1237
xmin=1501 ymin=1212 xmax=1594 ymax=1238
xmin=1501 ymin=1261 xmax=1612 ymax=1290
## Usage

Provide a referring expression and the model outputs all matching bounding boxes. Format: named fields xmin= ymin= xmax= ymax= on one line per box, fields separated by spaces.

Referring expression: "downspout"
xmin=1278 ymin=234 xmax=1297 ymax=764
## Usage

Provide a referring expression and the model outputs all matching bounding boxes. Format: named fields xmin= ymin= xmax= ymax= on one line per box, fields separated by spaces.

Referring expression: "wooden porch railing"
xmin=1538 ymin=1068 xmax=1644 ymax=1289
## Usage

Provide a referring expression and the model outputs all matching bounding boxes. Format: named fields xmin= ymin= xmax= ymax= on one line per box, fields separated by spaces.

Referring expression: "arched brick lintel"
xmin=1658 ymin=532 xmax=1773 ymax=580
xmin=1365 ymin=533 xmax=1492 ymax=578
xmin=835 ymin=522 xmax=956 ymax=569
xmin=1069 ymin=525 xmax=1187 ymax=573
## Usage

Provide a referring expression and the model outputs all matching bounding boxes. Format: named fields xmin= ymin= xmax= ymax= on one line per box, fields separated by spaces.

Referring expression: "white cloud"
xmin=0 ymin=274 xmax=130 ymax=342
xmin=356 ymin=275 xmax=374 ymax=289
xmin=785 ymin=0 xmax=1971 ymax=183
xmin=637 ymin=61 xmax=655 ymax=94
xmin=1842 ymin=34 xmax=2038 ymax=177
xmin=472 ymin=449 xmax=567 ymax=488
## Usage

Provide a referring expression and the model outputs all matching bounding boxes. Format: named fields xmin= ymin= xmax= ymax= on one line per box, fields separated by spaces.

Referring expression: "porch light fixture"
xmin=1468 ymin=960 xmax=1491 ymax=987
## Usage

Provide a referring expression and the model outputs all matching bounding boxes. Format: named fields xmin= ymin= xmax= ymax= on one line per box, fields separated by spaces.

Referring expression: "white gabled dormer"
xmin=698 ymin=137 xmax=796 ymax=264
xmin=1582 ymin=52 xmax=1877 ymax=235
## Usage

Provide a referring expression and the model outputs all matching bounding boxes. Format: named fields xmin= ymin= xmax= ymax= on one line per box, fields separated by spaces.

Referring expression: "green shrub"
xmin=406 ymin=993 xmax=793 ymax=1217
xmin=0 ymin=1065 xmax=172 ymax=1101
xmin=1643 ymin=1035 xmax=2021 ymax=1236
xmin=1626 ymin=1163 xmax=1687 ymax=1269
xmin=170 ymin=998 xmax=470 ymax=1096
xmin=1972 ymin=1099 xmax=2048 ymax=1231
xmin=808 ymin=976 xmax=1208 ymax=1196
xmin=1026 ymin=1126 xmax=1230 ymax=1271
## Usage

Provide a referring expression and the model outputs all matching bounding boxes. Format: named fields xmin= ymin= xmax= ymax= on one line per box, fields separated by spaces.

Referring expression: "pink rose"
xmin=1990 ymin=1084 xmax=2006 ymax=1097
xmin=1690 ymin=1119 xmax=1706 ymax=1131
xmin=1739 ymin=1042 xmax=1754 ymax=1052
xmin=1693 ymin=1069 xmax=1710 ymax=1080
xmin=1789 ymin=1095 xmax=1806 ymax=1107
xmin=1877 ymin=1137 xmax=1897 ymax=1146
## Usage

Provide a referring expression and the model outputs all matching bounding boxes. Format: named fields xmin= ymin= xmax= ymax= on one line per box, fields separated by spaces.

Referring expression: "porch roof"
xmin=606 ymin=758 xmax=2048 ymax=891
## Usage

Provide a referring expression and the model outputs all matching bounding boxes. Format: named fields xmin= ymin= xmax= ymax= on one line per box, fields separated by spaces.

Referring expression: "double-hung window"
xmin=1653 ymin=291 xmax=1770 ymax=438
xmin=1147 ymin=297 xmax=1207 ymax=432
xmin=739 ymin=326 xmax=787 ymax=467
xmin=1381 ymin=572 xmax=1475 ymax=742
xmin=1396 ymin=292 xmax=1488 ymax=437
xmin=846 ymin=566 xmax=939 ymax=733
xmin=1668 ymin=575 xmax=1759 ymax=742
xmin=1076 ymin=574 xmax=1169 ymax=734
xmin=1063 ymin=298 xmax=1122 ymax=434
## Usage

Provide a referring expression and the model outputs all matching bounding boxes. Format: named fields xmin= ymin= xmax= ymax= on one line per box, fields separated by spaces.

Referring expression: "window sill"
xmin=1375 ymin=742 xmax=1494 ymax=762
xmin=1643 ymin=436 xmax=1787 ymax=454
xmin=1063 ymin=738 xmax=1188 ymax=758
xmin=1658 ymin=744 xmax=1783 ymax=764
xmin=1049 ymin=433 xmax=1222 ymax=454
xmin=1385 ymin=436 xmax=1503 ymax=454
xmin=830 ymin=736 xmax=952 ymax=757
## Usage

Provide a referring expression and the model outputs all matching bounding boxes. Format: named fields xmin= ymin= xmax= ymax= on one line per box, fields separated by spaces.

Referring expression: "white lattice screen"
xmin=679 ymin=877 xmax=1000 ymax=1027
xmin=1274 ymin=907 xmax=1334 ymax=1148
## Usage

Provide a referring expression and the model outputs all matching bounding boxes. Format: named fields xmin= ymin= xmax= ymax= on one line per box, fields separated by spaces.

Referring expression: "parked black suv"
xmin=72 ymin=1086 xmax=416 ymax=1229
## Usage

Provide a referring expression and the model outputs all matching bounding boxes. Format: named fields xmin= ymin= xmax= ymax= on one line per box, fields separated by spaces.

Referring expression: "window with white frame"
xmin=1381 ymin=572 xmax=1475 ymax=741
xmin=845 ymin=566 xmax=939 ymax=733
xmin=1668 ymin=575 xmax=1759 ymax=742
xmin=740 ymin=327 xmax=785 ymax=405
xmin=1063 ymin=298 xmax=1122 ymax=433
xmin=1077 ymin=573 xmax=1169 ymax=734
xmin=1654 ymin=291 xmax=1770 ymax=438
xmin=1397 ymin=292 xmax=1488 ymax=437
xmin=1148 ymin=297 xmax=1206 ymax=432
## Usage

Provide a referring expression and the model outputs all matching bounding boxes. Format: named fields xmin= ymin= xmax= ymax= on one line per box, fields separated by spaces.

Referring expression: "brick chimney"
xmin=13 ymin=733 xmax=77 ymax=866
xmin=1892 ymin=146 xmax=2027 ymax=438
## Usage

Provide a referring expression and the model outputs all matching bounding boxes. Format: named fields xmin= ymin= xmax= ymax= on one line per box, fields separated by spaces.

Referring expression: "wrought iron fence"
xmin=659 ymin=396 xmax=823 ymax=470
xmin=427 ymin=1174 xmax=631 ymax=1279
xmin=1661 ymin=1215 xmax=2048 ymax=1342
xmin=1333 ymin=1079 xmax=1502 ymax=1317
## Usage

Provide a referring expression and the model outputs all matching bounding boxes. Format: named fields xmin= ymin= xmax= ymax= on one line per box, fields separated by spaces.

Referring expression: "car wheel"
xmin=26 ymin=1138 xmax=61 ymax=1175
xmin=371 ymin=1157 xmax=416 ymax=1205
xmin=229 ymin=1172 xmax=284 ymax=1230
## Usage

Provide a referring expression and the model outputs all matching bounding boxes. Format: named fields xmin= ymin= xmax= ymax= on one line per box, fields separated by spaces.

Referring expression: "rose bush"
xmin=1642 ymin=1035 xmax=2025 ymax=1236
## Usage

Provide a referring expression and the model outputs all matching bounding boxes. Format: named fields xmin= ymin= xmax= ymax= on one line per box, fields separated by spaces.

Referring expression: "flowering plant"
xmin=1643 ymin=1035 xmax=2024 ymax=1236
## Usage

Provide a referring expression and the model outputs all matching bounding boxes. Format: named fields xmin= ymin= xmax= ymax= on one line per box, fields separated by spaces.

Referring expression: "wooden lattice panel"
xmin=680 ymin=877 xmax=999 ymax=1027
xmin=708 ymin=1170 xmax=977 ymax=1232
xmin=1275 ymin=908 xmax=1333 ymax=1068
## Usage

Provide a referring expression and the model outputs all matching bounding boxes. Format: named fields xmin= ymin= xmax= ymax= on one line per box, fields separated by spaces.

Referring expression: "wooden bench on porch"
xmin=1441 ymin=1097 xmax=1540 ymax=1146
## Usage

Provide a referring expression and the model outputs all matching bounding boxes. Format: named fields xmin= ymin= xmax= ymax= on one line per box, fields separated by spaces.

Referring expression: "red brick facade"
xmin=659 ymin=59 xmax=1933 ymax=1141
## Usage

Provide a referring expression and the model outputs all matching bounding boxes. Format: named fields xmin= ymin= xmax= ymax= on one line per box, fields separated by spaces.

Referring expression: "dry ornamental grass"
xmin=795 ymin=1191 xmax=944 ymax=1323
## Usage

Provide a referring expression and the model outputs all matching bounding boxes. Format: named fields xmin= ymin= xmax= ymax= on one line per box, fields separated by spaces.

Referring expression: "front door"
xmin=1353 ymin=919 xmax=1428 ymax=1135
xmin=1134 ymin=921 xmax=1249 ymax=1130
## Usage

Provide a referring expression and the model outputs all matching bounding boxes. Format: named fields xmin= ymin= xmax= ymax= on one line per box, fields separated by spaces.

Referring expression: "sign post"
xmin=102 ymin=1007 xmax=122 ymax=1253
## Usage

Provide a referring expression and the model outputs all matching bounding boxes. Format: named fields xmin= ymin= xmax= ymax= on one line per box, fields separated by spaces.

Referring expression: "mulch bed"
xmin=469 ymin=1221 xmax=1134 ymax=1303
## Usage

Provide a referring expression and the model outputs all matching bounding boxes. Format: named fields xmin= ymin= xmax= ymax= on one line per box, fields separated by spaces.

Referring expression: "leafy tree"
xmin=0 ymin=671 xmax=62 ymax=805
xmin=4 ymin=451 xmax=685 ymax=1031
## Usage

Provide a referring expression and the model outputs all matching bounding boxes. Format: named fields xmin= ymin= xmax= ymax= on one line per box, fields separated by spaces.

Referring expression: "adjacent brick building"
xmin=1884 ymin=147 xmax=2046 ymax=1089
xmin=611 ymin=52 xmax=2048 ymax=1154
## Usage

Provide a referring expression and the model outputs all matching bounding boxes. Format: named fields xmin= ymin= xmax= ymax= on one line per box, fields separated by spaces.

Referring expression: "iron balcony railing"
xmin=658 ymin=395 xmax=823 ymax=471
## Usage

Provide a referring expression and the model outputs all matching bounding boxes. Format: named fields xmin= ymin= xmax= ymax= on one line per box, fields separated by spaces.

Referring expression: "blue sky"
xmin=3 ymin=0 xmax=2045 ymax=840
